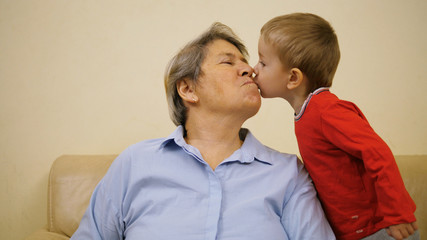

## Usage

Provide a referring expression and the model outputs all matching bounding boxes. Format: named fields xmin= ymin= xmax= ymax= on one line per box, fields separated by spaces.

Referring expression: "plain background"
xmin=1 ymin=0 xmax=426 ymax=239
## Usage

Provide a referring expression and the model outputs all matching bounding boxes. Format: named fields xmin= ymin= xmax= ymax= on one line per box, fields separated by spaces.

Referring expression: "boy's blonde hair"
xmin=261 ymin=13 xmax=340 ymax=94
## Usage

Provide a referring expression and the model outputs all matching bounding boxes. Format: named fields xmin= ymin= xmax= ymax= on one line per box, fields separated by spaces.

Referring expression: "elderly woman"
xmin=71 ymin=23 xmax=335 ymax=239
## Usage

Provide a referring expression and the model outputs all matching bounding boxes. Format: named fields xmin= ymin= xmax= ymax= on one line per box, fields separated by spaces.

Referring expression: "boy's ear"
xmin=177 ymin=78 xmax=198 ymax=104
xmin=287 ymin=68 xmax=304 ymax=90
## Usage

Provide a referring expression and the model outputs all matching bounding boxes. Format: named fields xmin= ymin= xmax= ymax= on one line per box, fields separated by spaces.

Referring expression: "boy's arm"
xmin=320 ymin=101 xmax=416 ymax=227
xmin=281 ymin=160 xmax=336 ymax=239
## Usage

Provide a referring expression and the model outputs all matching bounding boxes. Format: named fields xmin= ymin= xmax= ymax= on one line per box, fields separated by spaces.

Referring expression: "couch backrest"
xmin=47 ymin=155 xmax=116 ymax=237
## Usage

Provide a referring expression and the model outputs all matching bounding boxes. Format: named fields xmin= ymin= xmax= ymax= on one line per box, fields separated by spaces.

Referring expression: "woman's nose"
xmin=240 ymin=64 xmax=254 ymax=77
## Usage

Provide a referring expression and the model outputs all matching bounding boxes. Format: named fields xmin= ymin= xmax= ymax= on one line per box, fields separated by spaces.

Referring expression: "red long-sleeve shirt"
xmin=295 ymin=88 xmax=416 ymax=240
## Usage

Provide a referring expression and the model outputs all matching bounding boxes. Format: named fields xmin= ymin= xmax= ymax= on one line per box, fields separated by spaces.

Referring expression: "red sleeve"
xmin=320 ymin=100 xmax=416 ymax=226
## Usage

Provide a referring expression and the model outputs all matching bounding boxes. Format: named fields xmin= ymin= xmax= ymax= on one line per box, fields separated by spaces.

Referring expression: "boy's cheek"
xmin=256 ymin=82 xmax=265 ymax=93
xmin=259 ymin=89 xmax=269 ymax=98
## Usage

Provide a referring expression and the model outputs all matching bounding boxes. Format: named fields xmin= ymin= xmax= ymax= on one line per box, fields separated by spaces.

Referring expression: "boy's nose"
xmin=253 ymin=63 xmax=259 ymax=75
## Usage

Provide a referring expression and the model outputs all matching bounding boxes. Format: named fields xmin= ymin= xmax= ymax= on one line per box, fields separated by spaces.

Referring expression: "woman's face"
xmin=196 ymin=39 xmax=261 ymax=120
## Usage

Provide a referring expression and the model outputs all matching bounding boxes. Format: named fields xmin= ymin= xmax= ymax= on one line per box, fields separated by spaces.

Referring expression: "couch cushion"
xmin=25 ymin=227 xmax=70 ymax=240
xmin=48 ymin=155 xmax=116 ymax=237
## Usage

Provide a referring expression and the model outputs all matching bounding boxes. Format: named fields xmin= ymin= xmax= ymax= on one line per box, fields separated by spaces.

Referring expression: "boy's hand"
xmin=386 ymin=222 xmax=418 ymax=240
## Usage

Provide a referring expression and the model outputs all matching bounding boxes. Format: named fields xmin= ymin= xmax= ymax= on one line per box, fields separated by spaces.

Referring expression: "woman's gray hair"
xmin=164 ymin=22 xmax=249 ymax=126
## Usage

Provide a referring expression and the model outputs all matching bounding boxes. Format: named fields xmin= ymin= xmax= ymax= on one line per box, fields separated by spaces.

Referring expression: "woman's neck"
xmin=184 ymin=118 xmax=243 ymax=170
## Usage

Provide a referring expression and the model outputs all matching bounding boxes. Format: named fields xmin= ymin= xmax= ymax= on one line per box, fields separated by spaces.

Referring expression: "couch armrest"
xmin=47 ymin=155 xmax=116 ymax=237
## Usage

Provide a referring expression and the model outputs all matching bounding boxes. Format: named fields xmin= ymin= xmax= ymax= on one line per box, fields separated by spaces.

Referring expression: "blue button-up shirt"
xmin=71 ymin=126 xmax=335 ymax=239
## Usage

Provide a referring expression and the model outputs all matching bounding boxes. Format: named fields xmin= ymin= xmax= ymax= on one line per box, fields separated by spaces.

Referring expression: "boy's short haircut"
xmin=261 ymin=13 xmax=340 ymax=94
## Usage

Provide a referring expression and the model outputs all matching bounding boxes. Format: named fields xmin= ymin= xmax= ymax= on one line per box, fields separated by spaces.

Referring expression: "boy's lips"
xmin=252 ymin=76 xmax=260 ymax=85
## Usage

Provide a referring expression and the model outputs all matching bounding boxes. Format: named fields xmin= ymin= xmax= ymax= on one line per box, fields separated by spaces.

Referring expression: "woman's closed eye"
xmin=221 ymin=60 xmax=233 ymax=65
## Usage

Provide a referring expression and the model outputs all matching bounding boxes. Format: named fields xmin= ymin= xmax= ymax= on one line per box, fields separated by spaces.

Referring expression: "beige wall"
xmin=1 ymin=0 xmax=426 ymax=239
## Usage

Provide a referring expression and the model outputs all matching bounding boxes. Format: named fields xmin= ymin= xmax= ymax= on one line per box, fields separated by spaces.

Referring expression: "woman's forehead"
xmin=205 ymin=39 xmax=246 ymax=62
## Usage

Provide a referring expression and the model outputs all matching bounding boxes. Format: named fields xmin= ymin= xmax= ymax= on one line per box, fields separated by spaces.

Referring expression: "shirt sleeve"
xmin=320 ymin=101 xmax=416 ymax=225
xmin=71 ymin=150 xmax=129 ymax=240
xmin=281 ymin=159 xmax=336 ymax=240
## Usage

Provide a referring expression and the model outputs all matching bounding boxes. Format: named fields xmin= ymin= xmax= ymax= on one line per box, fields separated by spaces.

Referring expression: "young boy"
xmin=253 ymin=13 xmax=419 ymax=240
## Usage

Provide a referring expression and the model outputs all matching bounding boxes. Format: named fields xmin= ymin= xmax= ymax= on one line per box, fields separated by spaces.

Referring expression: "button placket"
xmin=204 ymin=168 xmax=223 ymax=240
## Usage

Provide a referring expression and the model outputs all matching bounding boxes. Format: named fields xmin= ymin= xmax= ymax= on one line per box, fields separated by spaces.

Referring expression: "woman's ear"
xmin=287 ymin=68 xmax=304 ymax=90
xmin=177 ymin=78 xmax=198 ymax=104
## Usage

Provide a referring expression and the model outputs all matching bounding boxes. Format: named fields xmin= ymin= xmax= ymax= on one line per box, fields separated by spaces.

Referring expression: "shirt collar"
xmin=159 ymin=125 xmax=186 ymax=149
xmin=160 ymin=126 xmax=273 ymax=165
xmin=237 ymin=129 xmax=272 ymax=165
xmin=295 ymin=87 xmax=330 ymax=121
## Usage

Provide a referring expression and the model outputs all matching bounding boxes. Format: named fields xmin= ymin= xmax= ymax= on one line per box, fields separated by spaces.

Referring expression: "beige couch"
xmin=25 ymin=155 xmax=426 ymax=239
